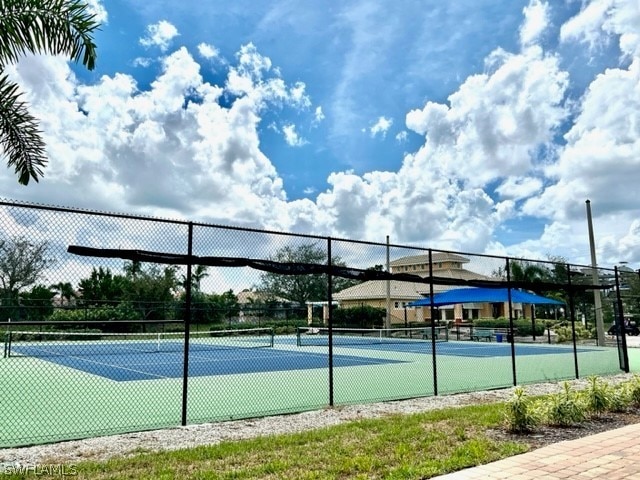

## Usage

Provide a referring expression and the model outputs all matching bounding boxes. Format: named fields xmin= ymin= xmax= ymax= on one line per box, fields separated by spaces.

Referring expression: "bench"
xmin=470 ymin=329 xmax=493 ymax=341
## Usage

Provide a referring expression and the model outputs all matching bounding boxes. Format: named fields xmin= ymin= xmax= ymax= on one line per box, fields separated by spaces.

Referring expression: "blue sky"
xmin=4 ymin=0 xmax=640 ymax=270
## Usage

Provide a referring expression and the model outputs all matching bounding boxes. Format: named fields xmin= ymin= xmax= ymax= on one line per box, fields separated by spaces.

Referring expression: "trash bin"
xmin=495 ymin=333 xmax=503 ymax=343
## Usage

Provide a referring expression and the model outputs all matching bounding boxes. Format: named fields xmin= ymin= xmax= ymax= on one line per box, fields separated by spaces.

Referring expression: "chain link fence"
xmin=0 ymin=199 xmax=630 ymax=447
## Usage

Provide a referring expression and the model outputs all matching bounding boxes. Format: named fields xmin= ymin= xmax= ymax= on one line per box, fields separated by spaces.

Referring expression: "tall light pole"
xmin=586 ymin=200 xmax=606 ymax=346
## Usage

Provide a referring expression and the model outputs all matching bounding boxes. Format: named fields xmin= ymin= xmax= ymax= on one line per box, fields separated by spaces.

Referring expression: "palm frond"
xmin=0 ymin=75 xmax=47 ymax=185
xmin=0 ymin=0 xmax=99 ymax=70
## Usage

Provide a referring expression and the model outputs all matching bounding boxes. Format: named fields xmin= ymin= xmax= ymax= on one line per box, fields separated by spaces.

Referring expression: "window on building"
xmin=462 ymin=309 xmax=481 ymax=320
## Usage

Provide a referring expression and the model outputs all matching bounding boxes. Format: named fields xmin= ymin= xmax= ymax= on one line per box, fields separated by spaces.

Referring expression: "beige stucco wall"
xmin=336 ymin=299 xmax=528 ymax=326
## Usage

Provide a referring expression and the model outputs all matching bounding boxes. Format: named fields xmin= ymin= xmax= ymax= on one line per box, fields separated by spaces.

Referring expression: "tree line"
xmin=2 ymin=235 xmax=638 ymax=331
xmin=0 ymin=237 xmax=240 ymax=327
xmin=0 ymin=238 xmax=358 ymax=328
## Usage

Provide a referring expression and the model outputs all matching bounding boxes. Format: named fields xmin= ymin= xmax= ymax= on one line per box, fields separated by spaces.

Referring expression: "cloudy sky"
xmin=4 ymin=0 xmax=640 ymax=269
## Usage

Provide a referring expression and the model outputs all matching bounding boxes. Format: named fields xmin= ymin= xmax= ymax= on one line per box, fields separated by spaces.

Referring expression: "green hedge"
xmin=48 ymin=304 xmax=143 ymax=324
xmin=473 ymin=318 xmax=545 ymax=336
xmin=212 ymin=318 xmax=309 ymax=335
xmin=554 ymin=323 xmax=595 ymax=342
xmin=9 ymin=329 xmax=103 ymax=342
xmin=331 ymin=306 xmax=385 ymax=329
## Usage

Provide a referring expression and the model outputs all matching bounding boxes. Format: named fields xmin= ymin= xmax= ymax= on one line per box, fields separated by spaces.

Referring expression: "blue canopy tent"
xmin=407 ymin=287 xmax=564 ymax=307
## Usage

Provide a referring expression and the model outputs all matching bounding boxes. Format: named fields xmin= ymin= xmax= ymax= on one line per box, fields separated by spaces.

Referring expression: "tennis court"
xmin=4 ymin=328 xmax=405 ymax=381
xmin=293 ymin=326 xmax=601 ymax=357
xmin=0 ymin=326 xmax=624 ymax=447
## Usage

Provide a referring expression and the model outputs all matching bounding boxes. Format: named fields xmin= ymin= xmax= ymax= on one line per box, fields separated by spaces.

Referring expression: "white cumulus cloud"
xmin=370 ymin=116 xmax=393 ymax=138
xmin=5 ymin=1 xmax=640 ymax=269
xmin=406 ymin=46 xmax=568 ymax=188
xmin=520 ymin=0 xmax=550 ymax=47
xmin=282 ymin=124 xmax=306 ymax=147
xmin=140 ymin=20 xmax=180 ymax=52
xmin=197 ymin=43 xmax=220 ymax=60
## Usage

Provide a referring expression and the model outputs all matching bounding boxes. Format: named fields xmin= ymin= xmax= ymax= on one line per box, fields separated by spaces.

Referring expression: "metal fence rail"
xmin=0 ymin=199 xmax=632 ymax=447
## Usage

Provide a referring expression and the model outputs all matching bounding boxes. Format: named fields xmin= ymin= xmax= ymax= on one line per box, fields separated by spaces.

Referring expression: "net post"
xmin=4 ymin=318 xmax=10 ymax=358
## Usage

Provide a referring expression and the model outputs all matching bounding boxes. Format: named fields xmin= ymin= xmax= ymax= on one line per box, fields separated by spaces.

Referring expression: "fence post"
xmin=181 ymin=222 xmax=193 ymax=426
xmin=327 ymin=237 xmax=334 ymax=407
xmin=385 ymin=236 xmax=391 ymax=330
xmin=428 ymin=249 xmax=438 ymax=396
xmin=566 ymin=265 xmax=580 ymax=379
xmin=506 ymin=258 xmax=517 ymax=386
xmin=615 ymin=267 xmax=630 ymax=373
xmin=531 ymin=308 xmax=536 ymax=342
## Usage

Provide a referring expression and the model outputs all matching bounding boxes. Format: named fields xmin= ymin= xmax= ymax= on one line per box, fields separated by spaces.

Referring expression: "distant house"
xmin=235 ymin=289 xmax=294 ymax=322
xmin=334 ymin=252 xmax=520 ymax=324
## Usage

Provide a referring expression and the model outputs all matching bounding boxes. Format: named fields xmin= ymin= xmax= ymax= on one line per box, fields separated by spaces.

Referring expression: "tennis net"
xmin=3 ymin=327 xmax=275 ymax=358
xmin=296 ymin=326 xmax=448 ymax=347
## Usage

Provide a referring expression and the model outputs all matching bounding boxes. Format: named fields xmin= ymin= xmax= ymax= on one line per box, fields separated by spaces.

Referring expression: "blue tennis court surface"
xmin=8 ymin=335 xmax=601 ymax=382
xmin=12 ymin=345 xmax=406 ymax=381
xmin=290 ymin=331 xmax=600 ymax=357
xmin=286 ymin=334 xmax=600 ymax=357
xmin=324 ymin=340 xmax=600 ymax=357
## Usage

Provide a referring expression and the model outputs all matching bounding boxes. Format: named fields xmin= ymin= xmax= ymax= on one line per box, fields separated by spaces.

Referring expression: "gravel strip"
xmin=1 ymin=373 xmax=634 ymax=465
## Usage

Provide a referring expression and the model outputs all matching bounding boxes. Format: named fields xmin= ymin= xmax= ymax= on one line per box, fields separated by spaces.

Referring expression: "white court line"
xmin=15 ymin=346 xmax=170 ymax=380
xmin=125 ymin=346 xmax=399 ymax=368
xmin=20 ymin=343 xmax=403 ymax=379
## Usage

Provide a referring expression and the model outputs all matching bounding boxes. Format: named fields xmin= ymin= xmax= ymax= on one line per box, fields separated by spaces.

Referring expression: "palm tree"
xmin=509 ymin=260 xmax=552 ymax=322
xmin=181 ymin=264 xmax=209 ymax=293
xmin=509 ymin=260 xmax=549 ymax=289
xmin=0 ymin=0 xmax=100 ymax=185
xmin=124 ymin=260 xmax=143 ymax=280
xmin=192 ymin=265 xmax=209 ymax=292
xmin=51 ymin=281 xmax=76 ymax=305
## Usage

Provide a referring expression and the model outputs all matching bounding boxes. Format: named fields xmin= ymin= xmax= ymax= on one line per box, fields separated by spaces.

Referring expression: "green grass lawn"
xmin=2 ymin=403 xmax=529 ymax=480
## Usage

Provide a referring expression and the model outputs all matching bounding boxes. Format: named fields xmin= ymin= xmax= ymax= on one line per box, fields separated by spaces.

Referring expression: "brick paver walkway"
xmin=433 ymin=423 xmax=640 ymax=479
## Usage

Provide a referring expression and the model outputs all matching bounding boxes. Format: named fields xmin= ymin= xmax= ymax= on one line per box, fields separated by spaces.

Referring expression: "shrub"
xmin=473 ymin=318 xmax=545 ymax=337
xmin=555 ymin=323 xmax=594 ymax=343
xmin=513 ymin=320 xmax=546 ymax=337
xmin=10 ymin=329 xmax=103 ymax=342
xmin=49 ymin=303 xmax=143 ymax=324
xmin=224 ymin=318 xmax=308 ymax=334
xmin=504 ymin=386 xmax=539 ymax=433
xmin=474 ymin=318 xmax=510 ymax=329
xmin=584 ymin=376 xmax=611 ymax=416
xmin=331 ymin=306 xmax=385 ymax=329
xmin=628 ymin=375 xmax=640 ymax=407
xmin=545 ymin=382 xmax=586 ymax=427
xmin=609 ymin=382 xmax=631 ymax=412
